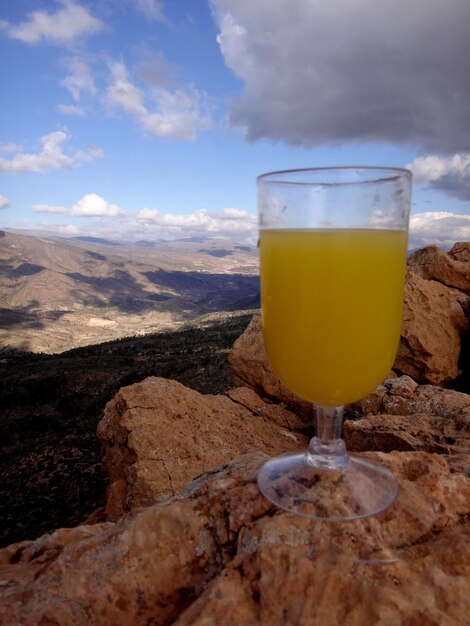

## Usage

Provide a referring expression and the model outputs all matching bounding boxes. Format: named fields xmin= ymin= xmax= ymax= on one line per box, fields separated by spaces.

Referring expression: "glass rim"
xmin=257 ymin=166 xmax=412 ymax=186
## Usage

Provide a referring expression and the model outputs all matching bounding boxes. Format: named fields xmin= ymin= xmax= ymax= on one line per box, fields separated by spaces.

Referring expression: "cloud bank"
xmin=409 ymin=211 xmax=470 ymax=250
xmin=0 ymin=195 xmax=10 ymax=209
xmin=31 ymin=203 xmax=257 ymax=243
xmin=136 ymin=206 xmax=256 ymax=240
xmin=211 ymin=0 xmax=470 ymax=153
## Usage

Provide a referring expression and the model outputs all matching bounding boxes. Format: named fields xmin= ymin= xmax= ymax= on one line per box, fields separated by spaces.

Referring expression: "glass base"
xmin=257 ymin=448 xmax=399 ymax=522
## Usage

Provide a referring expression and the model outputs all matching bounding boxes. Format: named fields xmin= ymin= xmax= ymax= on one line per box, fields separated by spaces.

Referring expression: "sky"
xmin=0 ymin=0 xmax=470 ymax=249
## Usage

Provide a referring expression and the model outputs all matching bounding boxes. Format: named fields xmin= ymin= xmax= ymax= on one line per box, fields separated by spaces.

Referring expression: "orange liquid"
xmin=260 ymin=229 xmax=408 ymax=406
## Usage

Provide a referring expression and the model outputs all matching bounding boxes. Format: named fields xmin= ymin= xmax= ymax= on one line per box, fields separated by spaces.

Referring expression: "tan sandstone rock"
xmin=97 ymin=377 xmax=306 ymax=520
xmin=343 ymin=376 xmax=470 ymax=476
xmin=408 ymin=244 xmax=470 ymax=293
xmin=345 ymin=375 xmax=470 ymax=472
xmin=344 ymin=412 xmax=470 ymax=456
xmin=394 ymin=271 xmax=468 ymax=385
xmin=1 ymin=451 xmax=470 ymax=626
xmin=449 ymin=241 xmax=470 ymax=264
xmin=350 ymin=374 xmax=470 ymax=419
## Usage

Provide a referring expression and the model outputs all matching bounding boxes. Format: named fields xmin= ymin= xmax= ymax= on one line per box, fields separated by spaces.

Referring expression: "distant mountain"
xmin=0 ymin=230 xmax=259 ymax=353
xmin=71 ymin=236 xmax=121 ymax=246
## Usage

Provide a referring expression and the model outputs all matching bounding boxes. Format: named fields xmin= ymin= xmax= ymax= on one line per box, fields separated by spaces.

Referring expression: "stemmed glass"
xmin=257 ymin=167 xmax=411 ymax=521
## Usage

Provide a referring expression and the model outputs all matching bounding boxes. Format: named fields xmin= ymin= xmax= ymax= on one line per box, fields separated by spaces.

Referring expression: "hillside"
xmin=0 ymin=230 xmax=260 ymax=353
xmin=0 ymin=313 xmax=254 ymax=548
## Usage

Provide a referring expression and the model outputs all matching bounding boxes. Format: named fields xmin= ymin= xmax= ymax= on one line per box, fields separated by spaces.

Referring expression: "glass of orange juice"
xmin=257 ymin=167 xmax=411 ymax=520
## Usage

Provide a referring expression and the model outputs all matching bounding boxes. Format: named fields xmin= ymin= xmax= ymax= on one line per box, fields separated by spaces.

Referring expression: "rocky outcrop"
xmin=1 ymin=451 xmax=470 ymax=626
xmin=97 ymin=377 xmax=306 ymax=520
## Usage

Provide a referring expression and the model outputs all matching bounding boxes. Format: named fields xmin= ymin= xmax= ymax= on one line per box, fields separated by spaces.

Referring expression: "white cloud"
xmin=1 ymin=0 xmax=104 ymax=45
xmin=105 ymin=60 xmax=212 ymax=141
xmin=218 ymin=208 xmax=248 ymax=219
xmin=106 ymin=61 xmax=147 ymax=117
xmin=142 ymin=88 xmax=212 ymax=140
xmin=33 ymin=194 xmax=124 ymax=218
xmin=409 ymin=211 xmax=470 ymax=249
xmin=0 ymin=130 xmax=103 ymax=174
xmin=0 ymin=131 xmax=73 ymax=173
xmin=61 ymin=57 xmax=96 ymax=101
xmin=408 ymin=153 xmax=470 ymax=200
xmin=408 ymin=154 xmax=470 ymax=183
xmin=57 ymin=103 xmax=86 ymax=116
xmin=70 ymin=194 xmax=125 ymax=217
xmin=210 ymin=0 xmax=470 ymax=153
xmin=137 ymin=208 xmax=160 ymax=221
xmin=135 ymin=0 xmax=165 ymax=22
xmin=0 ymin=195 xmax=10 ymax=209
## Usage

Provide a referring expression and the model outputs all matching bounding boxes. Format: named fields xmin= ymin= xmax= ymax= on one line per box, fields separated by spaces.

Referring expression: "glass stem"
xmin=306 ymin=405 xmax=350 ymax=471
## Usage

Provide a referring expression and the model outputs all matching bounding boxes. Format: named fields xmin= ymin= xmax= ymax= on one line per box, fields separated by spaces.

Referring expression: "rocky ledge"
xmin=1 ymin=448 xmax=470 ymax=625
xmin=0 ymin=243 xmax=469 ymax=625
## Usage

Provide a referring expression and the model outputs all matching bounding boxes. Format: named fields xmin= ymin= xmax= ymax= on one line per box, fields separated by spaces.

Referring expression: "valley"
xmin=0 ymin=230 xmax=260 ymax=353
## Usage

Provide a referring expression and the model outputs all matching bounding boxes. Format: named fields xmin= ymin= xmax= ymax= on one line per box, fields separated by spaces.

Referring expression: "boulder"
xmin=394 ymin=271 xmax=468 ymax=384
xmin=345 ymin=376 xmax=470 ymax=472
xmin=349 ymin=374 xmax=470 ymax=419
xmin=408 ymin=244 xmax=470 ymax=293
xmin=449 ymin=241 xmax=470 ymax=264
xmin=344 ymin=412 xmax=470 ymax=455
xmin=1 ymin=451 xmax=470 ymax=626
xmin=97 ymin=377 xmax=306 ymax=520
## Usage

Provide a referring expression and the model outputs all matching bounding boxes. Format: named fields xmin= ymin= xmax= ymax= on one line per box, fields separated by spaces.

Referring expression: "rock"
xmin=345 ymin=375 xmax=470 ymax=471
xmin=344 ymin=412 xmax=470 ymax=456
xmin=225 ymin=386 xmax=309 ymax=431
xmin=449 ymin=241 xmax=470 ymax=264
xmin=97 ymin=377 xmax=306 ymax=520
xmin=1 ymin=451 xmax=470 ymax=625
xmin=408 ymin=244 xmax=470 ymax=293
xmin=394 ymin=271 xmax=468 ymax=384
xmin=350 ymin=375 xmax=470 ymax=419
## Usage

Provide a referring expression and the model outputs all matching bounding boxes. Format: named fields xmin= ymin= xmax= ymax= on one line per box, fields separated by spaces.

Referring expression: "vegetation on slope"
xmin=0 ymin=313 xmax=253 ymax=548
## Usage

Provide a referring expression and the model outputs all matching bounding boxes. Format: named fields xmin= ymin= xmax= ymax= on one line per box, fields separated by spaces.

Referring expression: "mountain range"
xmin=0 ymin=229 xmax=260 ymax=353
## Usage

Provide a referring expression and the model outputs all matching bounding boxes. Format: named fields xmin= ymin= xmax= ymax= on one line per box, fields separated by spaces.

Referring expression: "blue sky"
xmin=0 ymin=0 xmax=469 ymax=248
